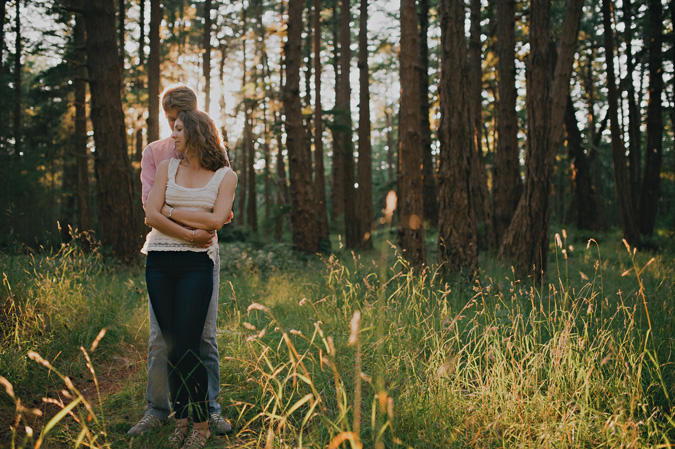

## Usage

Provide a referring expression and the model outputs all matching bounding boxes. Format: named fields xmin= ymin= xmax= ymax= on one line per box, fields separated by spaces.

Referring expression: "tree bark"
xmin=437 ymin=0 xmax=477 ymax=275
xmin=339 ymin=0 xmax=359 ymax=248
xmin=468 ymin=0 xmax=494 ymax=249
xmin=492 ymin=0 xmax=522 ymax=246
xmin=259 ymin=14 xmax=272 ymax=223
xmin=1 ymin=0 xmax=7 ymax=68
xmin=13 ymin=0 xmax=20 ymax=158
xmin=419 ymin=0 xmax=437 ymax=227
xmin=275 ymin=106 xmax=289 ymax=241
xmin=245 ymin=105 xmax=257 ymax=232
xmin=135 ymin=0 xmax=146 ymax=162
xmin=638 ymin=0 xmax=664 ymax=236
xmin=203 ymin=0 xmax=212 ymax=113
xmin=330 ymin=0 xmax=344 ymax=220
xmin=582 ymin=39 xmax=608 ymax=231
xmin=146 ymin=0 xmax=160 ymax=143
xmin=84 ymin=0 xmax=138 ymax=260
xmin=284 ymin=0 xmax=319 ymax=253
xmin=386 ymin=108 xmax=394 ymax=182
xmin=357 ymin=0 xmax=373 ymax=250
xmin=622 ymin=0 xmax=641 ymax=212
xmin=219 ymin=43 xmax=229 ymax=143
xmin=398 ymin=0 xmax=426 ymax=267
xmin=498 ymin=0 xmax=584 ymax=276
xmin=139 ymin=0 xmax=145 ymax=68
xmin=73 ymin=6 xmax=94 ymax=236
xmin=564 ymin=95 xmax=602 ymax=231
xmin=602 ymin=0 xmax=640 ymax=244
xmin=314 ymin=0 xmax=330 ymax=247
xmin=118 ymin=0 xmax=125 ymax=87
xmin=238 ymin=6 xmax=249 ymax=227
xmin=275 ymin=34 xmax=290 ymax=241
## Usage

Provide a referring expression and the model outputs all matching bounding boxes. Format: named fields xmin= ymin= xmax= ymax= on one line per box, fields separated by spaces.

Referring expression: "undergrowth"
xmin=0 ymin=229 xmax=673 ymax=448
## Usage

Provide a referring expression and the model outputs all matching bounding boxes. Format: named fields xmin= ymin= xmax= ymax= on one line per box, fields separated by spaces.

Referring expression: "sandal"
xmin=168 ymin=423 xmax=189 ymax=448
xmin=182 ymin=428 xmax=211 ymax=448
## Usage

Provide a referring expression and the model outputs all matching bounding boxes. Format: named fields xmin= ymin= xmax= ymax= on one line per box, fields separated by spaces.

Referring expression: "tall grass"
xmin=223 ymin=232 xmax=674 ymax=448
xmin=0 ymin=240 xmax=146 ymax=448
xmin=0 ymin=229 xmax=673 ymax=448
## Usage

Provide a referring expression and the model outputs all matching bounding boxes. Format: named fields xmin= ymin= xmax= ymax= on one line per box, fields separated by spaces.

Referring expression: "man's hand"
xmin=225 ymin=211 xmax=234 ymax=224
xmin=161 ymin=203 xmax=172 ymax=218
xmin=192 ymin=229 xmax=216 ymax=248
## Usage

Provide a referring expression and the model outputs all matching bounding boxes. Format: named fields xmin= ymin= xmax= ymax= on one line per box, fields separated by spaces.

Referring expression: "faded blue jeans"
xmin=145 ymin=251 xmax=221 ymax=419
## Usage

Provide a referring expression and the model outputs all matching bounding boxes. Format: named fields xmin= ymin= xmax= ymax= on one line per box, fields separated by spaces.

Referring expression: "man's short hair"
xmin=161 ymin=84 xmax=198 ymax=112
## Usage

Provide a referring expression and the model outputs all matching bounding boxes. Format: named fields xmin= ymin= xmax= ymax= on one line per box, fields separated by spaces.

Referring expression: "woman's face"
xmin=171 ymin=117 xmax=185 ymax=153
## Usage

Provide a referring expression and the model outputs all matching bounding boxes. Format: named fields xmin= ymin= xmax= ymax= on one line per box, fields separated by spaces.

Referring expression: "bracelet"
xmin=168 ymin=207 xmax=174 ymax=218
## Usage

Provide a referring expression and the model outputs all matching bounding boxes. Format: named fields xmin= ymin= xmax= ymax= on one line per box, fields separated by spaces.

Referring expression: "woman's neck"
xmin=180 ymin=156 xmax=203 ymax=171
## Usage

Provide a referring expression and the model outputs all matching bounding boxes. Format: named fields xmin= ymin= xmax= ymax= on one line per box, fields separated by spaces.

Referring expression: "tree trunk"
xmin=330 ymin=0 xmax=344 ymax=220
xmin=304 ymin=8 xmax=313 ymax=122
xmin=203 ymin=0 xmax=212 ymax=113
xmin=564 ymin=95 xmax=602 ymax=231
xmin=492 ymin=0 xmax=522 ymax=246
xmin=314 ymin=0 xmax=330 ymax=247
xmin=238 ymin=9 xmax=248 ymax=227
xmin=602 ymin=0 xmax=640 ymax=244
xmin=357 ymin=0 xmax=373 ymax=250
xmin=275 ymin=106 xmax=289 ymax=241
xmin=1 ymin=0 xmax=7 ymax=68
xmin=583 ymin=40 xmax=608 ymax=232
xmin=246 ymin=105 xmax=257 ymax=232
xmin=468 ymin=0 xmax=494 ymax=249
xmin=284 ymin=0 xmax=319 ymax=253
xmin=275 ymin=36 xmax=290 ymax=241
xmin=437 ymin=0 xmax=477 ymax=275
xmin=84 ymin=0 xmax=138 ymax=261
xmin=339 ymin=0 xmax=358 ymax=248
xmin=118 ymin=0 xmax=125 ymax=87
xmin=73 ymin=7 xmax=94 ymax=237
xmin=398 ymin=0 xmax=426 ymax=267
xmin=146 ymin=0 xmax=160 ymax=143
xmin=135 ymin=0 xmax=146 ymax=160
xmin=237 ymin=141 xmax=247 ymax=225
xmin=139 ymin=0 xmax=145 ymax=68
xmin=386 ymin=108 xmax=394 ymax=182
xmin=219 ymin=43 xmax=229 ymax=143
xmin=638 ymin=0 xmax=664 ymax=236
xmin=257 ymin=4 xmax=271 ymax=223
xmin=419 ymin=0 xmax=437 ymax=227
xmin=498 ymin=0 xmax=584 ymax=276
xmin=622 ymin=0 xmax=641 ymax=212
xmin=13 ymin=0 xmax=20 ymax=158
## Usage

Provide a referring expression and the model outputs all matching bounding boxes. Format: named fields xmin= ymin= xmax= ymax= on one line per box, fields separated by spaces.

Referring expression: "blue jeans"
xmin=145 ymin=251 xmax=222 ymax=419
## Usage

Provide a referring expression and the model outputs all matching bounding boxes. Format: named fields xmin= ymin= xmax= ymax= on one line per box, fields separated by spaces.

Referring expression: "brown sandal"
xmin=168 ymin=424 xmax=189 ymax=448
xmin=182 ymin=428 xmax=211 ymax=448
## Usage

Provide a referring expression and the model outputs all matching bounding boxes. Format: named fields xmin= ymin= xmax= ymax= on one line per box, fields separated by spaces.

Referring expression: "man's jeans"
xmin=145 ymin=252 xmax=221 ymax=418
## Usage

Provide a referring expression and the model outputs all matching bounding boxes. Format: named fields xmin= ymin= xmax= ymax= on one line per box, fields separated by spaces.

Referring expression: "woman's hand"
xmin=191 ymin=229 xmax=216 ymax=248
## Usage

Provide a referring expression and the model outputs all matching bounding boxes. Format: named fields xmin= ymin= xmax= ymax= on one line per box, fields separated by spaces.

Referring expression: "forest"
xmin=0 ymin=0 xmax=674 ymax=448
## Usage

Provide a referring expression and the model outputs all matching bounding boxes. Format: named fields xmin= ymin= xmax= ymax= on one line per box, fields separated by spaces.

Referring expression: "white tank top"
xmin=141 ymin=158 xmax=229 ymax=263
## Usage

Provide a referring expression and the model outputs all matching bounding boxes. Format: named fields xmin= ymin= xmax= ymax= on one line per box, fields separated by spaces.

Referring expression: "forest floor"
xmin=1 ymin=226 xmax=674 ymax=448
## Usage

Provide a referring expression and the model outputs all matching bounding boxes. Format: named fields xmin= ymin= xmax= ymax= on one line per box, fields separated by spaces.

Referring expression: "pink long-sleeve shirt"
xmin=140 ymin=137 xmax=178 ymax=206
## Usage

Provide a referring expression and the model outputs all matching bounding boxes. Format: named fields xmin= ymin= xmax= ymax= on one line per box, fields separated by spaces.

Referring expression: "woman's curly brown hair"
xmin=177 ymin=110 xmax=230 ymax=171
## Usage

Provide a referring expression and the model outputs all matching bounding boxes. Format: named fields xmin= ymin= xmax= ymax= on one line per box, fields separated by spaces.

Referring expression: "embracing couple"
xmin=128 ymin=84 xmax=237 ymax=448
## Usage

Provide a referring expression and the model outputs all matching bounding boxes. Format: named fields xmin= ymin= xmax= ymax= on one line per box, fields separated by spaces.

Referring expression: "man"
xmin=128 ymin=84 xmax=232 ymax=436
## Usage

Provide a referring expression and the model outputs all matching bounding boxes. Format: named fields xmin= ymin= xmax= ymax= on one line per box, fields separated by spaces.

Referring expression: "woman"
xmin=143 ymin=109 xmax=237 ymax=448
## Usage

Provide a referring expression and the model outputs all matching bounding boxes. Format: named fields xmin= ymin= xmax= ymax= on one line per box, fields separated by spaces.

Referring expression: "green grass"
xmin=1 ymin=228 xmax=674 ymax=448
